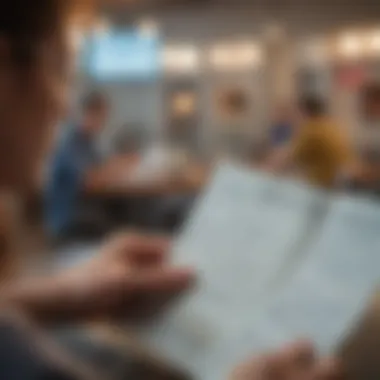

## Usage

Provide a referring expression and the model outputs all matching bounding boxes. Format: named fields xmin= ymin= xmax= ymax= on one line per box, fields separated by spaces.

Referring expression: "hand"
xmin=5 ymin=233 xmax=196 ymax=324
xmin=230 ymin=341 xmax=341 ymax=380
xmin=77 ymin=233 xmax=196 ymax=321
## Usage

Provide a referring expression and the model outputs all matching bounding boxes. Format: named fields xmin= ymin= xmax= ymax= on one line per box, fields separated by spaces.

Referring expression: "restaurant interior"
xmin=3 ymin=0 xmax=380 ymax=378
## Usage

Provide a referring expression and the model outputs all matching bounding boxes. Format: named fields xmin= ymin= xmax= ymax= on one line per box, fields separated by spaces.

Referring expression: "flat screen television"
xmin=87 ymin=30 xmax=160 ymax=82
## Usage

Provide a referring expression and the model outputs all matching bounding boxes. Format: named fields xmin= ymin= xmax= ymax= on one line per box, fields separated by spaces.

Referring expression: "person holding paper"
xmin=0 ymin=0 xmax=339 ymax=379
xmin=266 ymin=96 xmax=354 ymax=189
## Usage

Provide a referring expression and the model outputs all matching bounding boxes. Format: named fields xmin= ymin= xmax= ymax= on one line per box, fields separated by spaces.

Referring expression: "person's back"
xmin=292 ymin=97 xmax=353 ymax=188
xmin=45 ymin=124 xmax=97 ymax=238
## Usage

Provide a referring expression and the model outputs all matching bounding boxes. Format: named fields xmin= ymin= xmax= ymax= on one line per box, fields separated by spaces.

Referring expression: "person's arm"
xmin=83 ymin=166 xmax=112 ymax=193
xmin=0 ymin=234 xmax=195 ymax=326
xmin=83 ymin=155 xmax=139 ymax=194
xmin=0 ymin=273 xmax=89 ymax=325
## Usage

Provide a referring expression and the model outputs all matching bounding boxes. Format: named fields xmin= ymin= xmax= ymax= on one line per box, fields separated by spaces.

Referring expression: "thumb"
xmin=126 ymin=267 xmax=196 ymax=295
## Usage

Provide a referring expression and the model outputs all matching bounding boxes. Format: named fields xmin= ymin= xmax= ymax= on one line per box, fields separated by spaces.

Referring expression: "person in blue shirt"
xmin=45 ymin=92 xmax=110 ymax=239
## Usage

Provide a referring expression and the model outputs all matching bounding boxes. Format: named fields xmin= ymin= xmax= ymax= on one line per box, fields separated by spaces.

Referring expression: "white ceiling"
xmin=98 ymin=0 xmax=380 ymax=37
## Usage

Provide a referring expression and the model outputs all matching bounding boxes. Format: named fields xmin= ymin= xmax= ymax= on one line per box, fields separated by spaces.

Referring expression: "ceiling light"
xmin=210 ymin=43 xmax=262 ymax=70
xmin=338 ymin=33 xmax=362 ymax=59
xmin=369 ymin=30 xmax=380 ymax=53
xmin=162 ymin=46 xmax=200 ymax=73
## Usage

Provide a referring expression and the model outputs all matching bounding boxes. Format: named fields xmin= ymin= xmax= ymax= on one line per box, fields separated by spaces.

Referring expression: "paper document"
xmin=243 ymin=196 xmax=380 ymax=355
xmin=195 ymin=195 xmax=380 ymax=379
xmin=140 ymin=163 xmax=329 ymax=378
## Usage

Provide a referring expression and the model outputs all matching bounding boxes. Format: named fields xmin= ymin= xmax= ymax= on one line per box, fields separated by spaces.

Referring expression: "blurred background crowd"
xmin=5 ymin=0 xmax=380 ymax=266
xmin=0 ymin=1 xmax=378 ymax=379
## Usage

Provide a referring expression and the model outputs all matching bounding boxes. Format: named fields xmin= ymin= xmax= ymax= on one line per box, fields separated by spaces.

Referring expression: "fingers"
xmin=128 ymin=267 xmax=196 ymax=294
xmin=312 ymin=358 xmax=342 ymax=380
xmin=126 ymin=235 xmax=170 ymax=268
xmin=229 ymin=355 xmax=264 ymax=380
xmin=120 ymin=267 xmax=196 ymax=322
xmin=103 ymin=233 xmax=171 ymax=268
xmin=251 ymin=341 xmax=312 ymax=380
xmin=272 ymin=341 xmax=340 ymax=380
xmin=230 ymin=341 xmax=340 ymax=380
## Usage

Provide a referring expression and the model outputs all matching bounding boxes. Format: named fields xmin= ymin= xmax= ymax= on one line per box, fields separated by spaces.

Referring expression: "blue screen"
xmin=88 ymin=31 xmax=160 ymax=81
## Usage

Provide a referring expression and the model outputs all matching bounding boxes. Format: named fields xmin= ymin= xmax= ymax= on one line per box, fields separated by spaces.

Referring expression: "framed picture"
xmin=215 ymin=87 xmax=250 ymax=122
xmin=170 ymin=91 xmax=197 ymax=119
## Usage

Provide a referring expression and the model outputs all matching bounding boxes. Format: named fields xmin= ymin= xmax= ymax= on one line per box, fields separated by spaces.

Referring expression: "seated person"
xmin=266 ymin=96 xmax=354 ymax=189
xmin=45 ymin=92 xmax=137 ymax=239
xmin=45 ymin=92 xmax=109 ymax=239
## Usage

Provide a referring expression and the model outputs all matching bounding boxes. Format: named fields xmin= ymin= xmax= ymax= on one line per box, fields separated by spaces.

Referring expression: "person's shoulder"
xmin=318 ymin=119 xmax=352 ymax=149
xmin=305 ymin=118 xmax=338 ymax=135
xmin=314 ymin=117 xmax=343 ymax=131
xmin=58 ymin=123 xmax=83 ymax=148
xmin=324 ymin=119 xmax=348 ymax=138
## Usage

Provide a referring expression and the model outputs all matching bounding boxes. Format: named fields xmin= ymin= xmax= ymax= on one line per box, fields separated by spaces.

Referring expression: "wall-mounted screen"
xmin=88 ymin=31 xmax=160 ymax=81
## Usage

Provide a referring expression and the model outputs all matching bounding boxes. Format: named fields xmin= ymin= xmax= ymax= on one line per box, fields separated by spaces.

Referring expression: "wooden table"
xmin=87 ymin=163 xmax=210 ymax=198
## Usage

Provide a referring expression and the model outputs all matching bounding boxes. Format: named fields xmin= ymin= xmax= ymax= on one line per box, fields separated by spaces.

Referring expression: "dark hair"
xmin=299 ymin=96 xmax=327 ymax=118
xmin=0 ymin=0 xmax=76 ymax=65
xmin=82 ymin=91 xmax=108 ymax=112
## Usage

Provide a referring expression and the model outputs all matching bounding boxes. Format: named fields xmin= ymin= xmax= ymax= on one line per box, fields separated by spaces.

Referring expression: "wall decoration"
xmin=171 ymin=91 xmax=196 ymax=119
xmin=216 ymin=87 xmax=250 ymax=121
xmin=163 ymin=80 xmax=201 ymax=150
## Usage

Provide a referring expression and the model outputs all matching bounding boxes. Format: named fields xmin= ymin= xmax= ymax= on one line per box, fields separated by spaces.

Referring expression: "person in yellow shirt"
xmin=267 ymin=96 xmax=354 ymax=189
